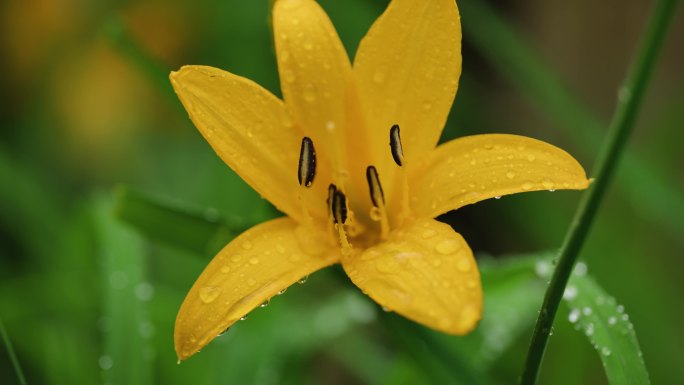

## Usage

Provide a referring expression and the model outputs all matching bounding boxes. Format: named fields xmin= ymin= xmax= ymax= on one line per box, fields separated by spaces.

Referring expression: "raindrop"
xmin=240 ymin=314 xmax=249 ymax=321
xmin=242 ymin=241 xmax=253 ymax=250
xmin=601 ymin=346 xmax=612 ymax=356
xmin=231 ymin=254 xmax=242 ymax=262
xmin=220 ymin=265 xmax=231 ymax=273
xmin=282 ymin=69 xmax=296 ymax=83
xmin=616 ymin=305 xmax=625 ymax=313
xmin=218 ymin=327 xmax=230 ymax=336
xmin=303 ymin=84 xmax=316 ymax=102
xmin=574 ymin=262 xmax=588 ymax=276
xmin=249 ymin=257 xmax=259 ymax=265
xmin=98 ymin=355 xmax=113 ymax=370
xmin=568 ymin=308 xmax=581 ymax=323
xmin=506 ymin=171 xmax=516 ymax=179
xmin=247 ymin=278 xmax=257 ymax=286
xmin=582 ymin=307 xmax=593 ymax=316
xmin=542 ymin=179 xmax=555 ymax=190
xmin=435 ymin=239 xmax=460 ymax=255
xmin=422 ymin=229 xmax=437 ymax=239
xmin=563 ymin=285 xmax=578 ymax=301
xmin=325 ymin=121 xmax=336 ymax=132
xmin=494 ymin=196 xmax=502 ymax=200
xmin=298 ymin=275 xmax=309 ymax=284
xmin=456 ymin=258 xmax=471 ymax=272
xmin=622 ymin=314 xmax=629 ymax=321
xmin=199 ymin=286 xmax=221 ymax=303
xmin=276 ymin=244 xmax=286 ymax=254
xmin=277 ymin=288 xmax=287 ymax=295
xmin=586 ymin=323 xmax=595 ymax=336
xmin=608 ymin=316 xmax=617 ymax=325
xmin=527 ymin=154 xmax=536 ymax=162
xmin=382 ymin=306 xmax=391 ymax=312
xmin=260 ymin=300 xmax=270 ymax=308
xmin=522 ymin=182 xmax=534 ymax=191
xmin=423 ymin=102 xmax=433 ymax=110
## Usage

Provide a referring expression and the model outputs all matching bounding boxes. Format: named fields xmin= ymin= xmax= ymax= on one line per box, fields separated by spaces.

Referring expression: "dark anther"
xmin=389 ymin=124 xmax=404 ymax=166
xmin=327 ymin=184 xmax=337 ymax=214
xmin=366 ymin=166 xmax=385 ymax=207
xmin=332 ymin=189 xmax=348 ymax=225
xmin=298 ymin=137 xmax=316 ymax=187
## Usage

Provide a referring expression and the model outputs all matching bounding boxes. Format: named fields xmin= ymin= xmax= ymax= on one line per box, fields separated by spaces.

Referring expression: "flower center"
xmin=295 ymin=125 xmax=412 ymax=253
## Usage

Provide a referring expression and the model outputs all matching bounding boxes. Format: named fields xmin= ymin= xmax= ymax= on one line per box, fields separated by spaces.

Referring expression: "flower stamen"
xmin=331 ymin=187 xmax=353 ymax=255
xmin=366 ymin=165 xmax=390 ymax=239
xmin=297 ymin=137 xmax=316 ymax=227
xmin=390 ymin=124 xmax=411 ymax=222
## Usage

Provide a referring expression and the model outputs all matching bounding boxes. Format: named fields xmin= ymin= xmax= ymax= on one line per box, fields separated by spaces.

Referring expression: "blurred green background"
xmin=1 ymin=0 xmax=682 ymax=384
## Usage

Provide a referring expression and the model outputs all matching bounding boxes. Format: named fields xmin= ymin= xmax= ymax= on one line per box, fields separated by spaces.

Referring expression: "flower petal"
xmin=354 ymin=0 xmax=461 ymax=161
xmin=273 ymin=0 xmax=353 ymax=169
xmin=170 ymin=65 xmax=322 ymax=222
xmin=410 ymin=134 xmax=590 ymax=218
xmin=175 ymin=217 xmax=338 ymax=361
xmin=342 ymin=219 xmax=482 ymax=335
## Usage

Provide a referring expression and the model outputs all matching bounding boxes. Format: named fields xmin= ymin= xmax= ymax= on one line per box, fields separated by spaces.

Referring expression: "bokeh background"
xmin=1 ymin=0 xmax=682 ymax=384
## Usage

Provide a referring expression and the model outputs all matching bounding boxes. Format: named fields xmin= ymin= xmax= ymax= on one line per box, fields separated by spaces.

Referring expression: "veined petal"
xmin=342 ymin=219 xmax=482 ymax=335
xmin=170 ymin=66 xmax=322 ymax=222
xmin=354 ymin=0 xmax=461 ymax=164
xmin=175 ymin=217 xmax=338 ymax=361
xmin=410 ymin=134 xmax=590 ymax=218
xmin=273 ymin=0 xmax=354 ymax=179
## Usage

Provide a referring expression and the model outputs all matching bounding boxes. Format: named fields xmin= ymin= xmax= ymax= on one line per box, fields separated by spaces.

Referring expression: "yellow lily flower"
xmin=170 ymin=0 xmax=589 ymax=361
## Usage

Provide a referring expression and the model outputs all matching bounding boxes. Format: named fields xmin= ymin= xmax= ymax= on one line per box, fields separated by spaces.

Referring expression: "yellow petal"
xmin=170 ymin=65 xmax=322 ymax=222
xmin=342 ymin=219 xmax=482 ymax=335
xmin=273 ymin=0 xmax=354 ymax=173
xmin=354 ymin=0 xmax=462 ymax=163
xmin=410 ymin=134 xmax=590 ymax=218
xmin=175 ymin=217 xmax=338 ymax=361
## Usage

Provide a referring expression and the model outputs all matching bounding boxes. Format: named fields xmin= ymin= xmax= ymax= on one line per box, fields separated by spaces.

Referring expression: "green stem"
xmin=0 ymin=318 xmax=28 ymax=385
xmin=520 ymin=0 xmax=679 ymax=384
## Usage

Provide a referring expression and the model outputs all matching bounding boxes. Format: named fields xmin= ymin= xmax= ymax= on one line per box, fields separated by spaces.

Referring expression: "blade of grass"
xmin=459 ymin=0 xmax=684 ymax=239
xmin=520 ymin=0 xmax=679 ymax=383
xmin=563 ymin=270 xmax=649 ymax=385
xmin=113 ymin=185 xmax=247 ymax=255
xmin=0 ymin=318 xmax=28 ymax=385
xmin=94 ymin=195 xmax=153 ymax=385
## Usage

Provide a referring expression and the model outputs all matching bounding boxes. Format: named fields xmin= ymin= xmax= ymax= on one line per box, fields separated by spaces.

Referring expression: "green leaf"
xmin=563 ymin=265 xmax=650 ymax=385
xmin=113 ymin=185 xmax=248 ymax=255
xmin=94 ymin=195 xmax=154 ymax=385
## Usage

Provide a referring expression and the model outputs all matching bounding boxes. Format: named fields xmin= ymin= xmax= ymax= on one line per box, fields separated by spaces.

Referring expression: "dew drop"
xmin=435 ymin=239 xmax=460 ymax=255
xmin=601 ymin=346 xmax=612 ymax=356
xmin=563 ymin=285 xmax=578 ymax=301
xmin=494 ymin=196 xmax=502 ymax=199
xmin=247 ymin=278 xmax=256 ymax=286
xmin=220 ymin=265 xmax=231 ymax=273
xmin=422 ymin=229 xmax=437 ymax=239
xmin=568 ymin=308 xmax=580 ymax=323
xmin=522 ymin=182 xmax=534 ymax=191
xmin=303 ymin=84 xmax=316 ymax=102
xmin=608 ymin=316 xmax=617 ymax=325
xmin=249 ymin=257 xmax=259 ymax=265
xmin=382 ymin=306 xmax=391 ymax=312
xmin=616 ymin=304 xmax=625 ymax=313
xmin=242 ymin=241 xmax=253 ymax=250
xmin=586 ymin=323 xmax=595 ymax=336
xmin=582 ymin=307 xmax=593 ymax=316
xmin=260 ymin=299 xmax=270 ymax=308
xmin=282 ymin=69 xmax=296 ymax=83
xmin=457 ymin=258 xmax=471 ymax=272
xmin=276 ymin=244 xmax=286 ymax=254
xmin=372 ymin=70 xmax=386 ymax=84
xmin=527 ymin=154 xmax=536 ymax=162
xmin=199 ymin=286 xmax=221 ymax=303
xmin=506 ymin=171 xmax=516 ymax=179
xmin=277 ymin=288 xmax=287 ymax=295
xmin=298 ymin=275 xmax=309 ymax=284
xmin=240 ymin=314 xmax=249 ymax=321
xmin=542 ymin=179 xmax=555 ymax=190
xmin=423 ymin=102 xmax=433 ymax=110
xmin=574 ymin=262 xmax=588 ymax=276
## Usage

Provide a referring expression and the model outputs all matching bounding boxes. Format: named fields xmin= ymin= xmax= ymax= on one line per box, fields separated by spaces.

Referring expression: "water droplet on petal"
xmin=372 ymin=70 xmax=386 ymax=84
xmin=601 ymin=346 xmax=612 ymax=356
xmin=303 ymin=84 xmax=316 ymax=102
xmin=506 ymin=171 xmax=516 ymax=179
xmin=563 ymin=285 xmax=578 ymax=300
xmin=422 ymin=229 xmax=437 ymax=239
xmin=568 ymin=308 xmax=580 ymax=323
xmin=240 ymin=314 xmax=249 ymax=321
xmin=608 ymin=316 xmax=617 ymax=325
xmin=242 ymin=241 xmax=253 ymax=250
xmin=220 ymin=265 xmax=231 ymax=273
xmin=247 ymin=278 xmax=256 ymax=286
xmin=542 ymin=179 xmax=555 ymax=190
xmin=494 ymin=196 xmax=502 ymax=199
xmin=457 ymin=258 xmax=471 ymax=272
xmin=522 ymin=182 xmax=534 ymax=191
xmin=527 ymin=154 xmax=536 ymax=162
xmin=298 ymin=275 xmax=309 ymax=284
xmin=249 ymin=257 xmax=259 ymax=265
xmin=435 ymin=239 xmax=460 ymax=255
xmin=199 ymin=286 xmax=221 ymax=303
xmin=260 ymin=299 xmax=270 ymax=308
xmin=582 ymin=307 xmax=593 ymax=316
xmin=277 ymin=288 xmax=287 ymax=295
